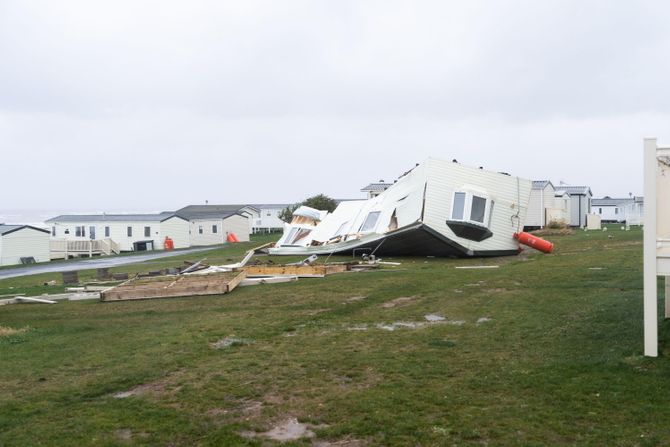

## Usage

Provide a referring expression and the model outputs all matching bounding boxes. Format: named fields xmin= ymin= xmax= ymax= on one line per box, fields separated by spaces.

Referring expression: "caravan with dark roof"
xmin=0 ymin=224 xmax=50 ymax=266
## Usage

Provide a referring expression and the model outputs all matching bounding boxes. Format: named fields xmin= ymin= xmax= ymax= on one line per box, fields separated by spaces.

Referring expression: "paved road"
xmin=0 ymin=247 xmax=216 ymax=280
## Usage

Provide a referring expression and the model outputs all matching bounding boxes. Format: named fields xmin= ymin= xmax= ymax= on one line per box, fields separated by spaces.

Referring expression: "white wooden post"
xmin=643 ymin=137 xmax=658 ymax=357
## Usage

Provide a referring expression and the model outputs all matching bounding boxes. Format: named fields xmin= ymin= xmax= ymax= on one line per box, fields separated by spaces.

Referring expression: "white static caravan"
xmin=526 ymin=180 xmax=555 ymax=229
xmin=270 ymin=158 xmax=533 ymax=257
xmin=174 ymin=205 xmax=254 ymax=240
xmin=591 ymin=197 xmax=633 ymax=223
xmin=187 ymin=214 xmax=250 ymax=246
xmin=46 ymin=213 xmax=191 ymax=252
xmin=557 ymin=186 xmax=593 ymax=228
xmin=548 ymin=191 xmax=572 ymax=225
xmin=0 ymin=225 xmax=51 ymax=266
xmin=249 ymin=204 xmax=291 ymax=233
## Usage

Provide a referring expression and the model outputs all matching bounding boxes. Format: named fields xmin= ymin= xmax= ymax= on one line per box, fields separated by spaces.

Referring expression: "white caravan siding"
xmin=222 ymin=214 xmax=250 ymax=242
xmin=160 ymin=217 xmax=190 ymax=249
xmin=189 ymin=219 xmax=226 ymax=246
xmin=0 ymin=228 xmax=50 ymax=266
xmin=526 ymin=184 xmax=555 ymax=228
xmin=423 ymin=158 xmax=532 ymax=253
xmin=569 ymin=196 xmax=591 ymax=227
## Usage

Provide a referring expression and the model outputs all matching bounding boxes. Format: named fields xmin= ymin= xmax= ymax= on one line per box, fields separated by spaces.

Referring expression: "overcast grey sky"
xmin=1 ymin=0 xmax=669 ymax=212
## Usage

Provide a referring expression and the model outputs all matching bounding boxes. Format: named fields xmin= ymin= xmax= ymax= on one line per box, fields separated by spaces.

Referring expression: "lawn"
xmin=1 ymin=227 xmax=669 ymax=446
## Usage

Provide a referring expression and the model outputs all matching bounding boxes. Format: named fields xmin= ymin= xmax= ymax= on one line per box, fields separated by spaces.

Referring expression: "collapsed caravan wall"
xmin=269 ymin=158 xmax=533 ymax=257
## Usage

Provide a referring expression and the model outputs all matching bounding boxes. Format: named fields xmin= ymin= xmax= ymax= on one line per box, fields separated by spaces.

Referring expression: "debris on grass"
xmin=476 ymin=317 xmax=492 ymax=324
xmin=455 ymin=265 xmax=499 ymax=269
xmin=424 ymin=314 xmax=446 ymax=322
xmin=381 ymin=296 xmax=416 ymax=308
xmin=347 ymin=324 xmax=369 ymax=331
xmin=211 ymin=337 xmax=254 ymax=350
xmin=344 ymin=296 xmax=367 ymax=303
xmin=314 ymin=437 xmax=367 ymax=446
xmin=0 ymin=326 xmax=30 ymax=337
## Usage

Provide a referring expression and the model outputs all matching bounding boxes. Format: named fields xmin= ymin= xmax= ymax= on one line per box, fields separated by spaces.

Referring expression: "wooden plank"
xmin=226 ymin=270 xmax=247 ymax=293
xmin=239 ymin=276 xmax=298 ymax=286
xmin=243 ymin=264 xmax=348 ymax=277
xmin=16 ymin=297 xmax=57 ymax=304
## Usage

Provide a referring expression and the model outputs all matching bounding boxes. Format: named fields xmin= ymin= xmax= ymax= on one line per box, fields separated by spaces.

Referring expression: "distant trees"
xmin=279 ymin=194 xmax=338 ymax=223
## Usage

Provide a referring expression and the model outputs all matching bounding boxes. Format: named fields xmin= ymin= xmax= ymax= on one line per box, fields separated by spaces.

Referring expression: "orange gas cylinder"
xmin=513 ymin=232 xmax=554 ymax=254
xmin=226 ymin=232 xmax=240 ymax=243
xmin=163 ymin=237 xmax=174 ymax=250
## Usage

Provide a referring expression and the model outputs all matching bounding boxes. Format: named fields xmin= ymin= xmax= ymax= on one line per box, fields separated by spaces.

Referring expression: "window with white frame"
xmin=449 ymin=191 xmax=493 ymax=228
xmin=359 ymin=211 xmax=381 ymax=233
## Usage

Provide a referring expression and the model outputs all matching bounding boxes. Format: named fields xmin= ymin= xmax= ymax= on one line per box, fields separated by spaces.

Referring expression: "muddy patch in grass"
xmin=381 ymin=296 xmax=416 ymax=308
xmin=241 ymin=418 xmax=317 ymax=442
xmin=0 ymin=326 xmax=30 ymax=337
xmin=210 ymin=337 xmax=254 ymax=349
xmin=376 ymin=318 xmax=465 ymax=331
xmin=344 ymin=296 xmax=367 ymax=304
xmin=113 ymin=373 xmax=181 ymax=399
xmin=207 ymin=399 xmax=263 ymax=421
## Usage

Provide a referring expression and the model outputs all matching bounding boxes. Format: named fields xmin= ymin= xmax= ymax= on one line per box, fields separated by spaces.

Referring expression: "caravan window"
xmin=470 ymin=196 xmax=487 ymax=223
xmin=335 ymin=221 xmax=349 ymax=237
xmin=359 ymin=211 xmax=381 ymax=233
xmin=452 ymin=192 xmax=466 ymax=220
xmin=450 ymin=191 xmax=492 ymax=228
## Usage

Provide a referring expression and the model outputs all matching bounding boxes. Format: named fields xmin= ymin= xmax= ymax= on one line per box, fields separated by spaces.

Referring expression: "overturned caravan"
xmin=270 ymin=158 xmax=533 ymax=257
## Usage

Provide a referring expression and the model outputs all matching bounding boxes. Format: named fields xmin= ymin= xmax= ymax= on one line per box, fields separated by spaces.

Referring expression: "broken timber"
xmin=100 ymin=270 xmax=246 ymax=302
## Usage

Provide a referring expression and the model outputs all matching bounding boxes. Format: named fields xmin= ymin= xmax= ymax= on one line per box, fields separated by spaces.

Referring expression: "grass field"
xmin=2 ymin=227 xmax=670 ymax=446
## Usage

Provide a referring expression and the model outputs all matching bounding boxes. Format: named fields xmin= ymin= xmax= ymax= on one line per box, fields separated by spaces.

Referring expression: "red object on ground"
xmin=226 ymin=233 xmax=240 ymax=243
xmin=163 ymin=237 xmax=174 ymax=250
xmin=513 ymin=232 xmax=554 ymax=254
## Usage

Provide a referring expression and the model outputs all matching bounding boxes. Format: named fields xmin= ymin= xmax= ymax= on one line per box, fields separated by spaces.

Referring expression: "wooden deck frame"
xmin=100 ymin=270 xmax=246 ymax=302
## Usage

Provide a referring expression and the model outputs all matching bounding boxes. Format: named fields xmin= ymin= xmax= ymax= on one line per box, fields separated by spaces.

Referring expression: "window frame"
xmin=449 ymin=190 xmax=493 ymax=229
xmin=212 ymin=224 xmax=218 ymax=233
xmin=144 ymin=226 xmax=151 ymax=237
xmin=359 ymin=211 xmax=381 ymax=233
xmin=127 ymin=226 xmax=133 ymax=237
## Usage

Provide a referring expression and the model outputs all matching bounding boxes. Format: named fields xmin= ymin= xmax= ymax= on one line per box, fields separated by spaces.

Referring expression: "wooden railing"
xmin=50 ymin=238 xmax=121 ymax=259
